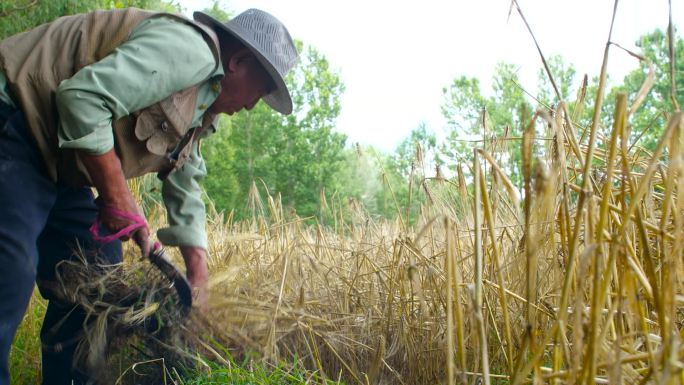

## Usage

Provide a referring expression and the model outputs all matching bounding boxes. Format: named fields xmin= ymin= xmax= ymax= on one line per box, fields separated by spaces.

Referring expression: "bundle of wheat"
xmin=50 ymin=253 xmax=205 ymax=384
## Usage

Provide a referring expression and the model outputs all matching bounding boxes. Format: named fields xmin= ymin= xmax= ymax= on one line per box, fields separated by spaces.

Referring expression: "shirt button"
xmin=199 ymin=104 xmax=207 ymax=110
xmin=212 ymin=82 xmax=221 ymax=93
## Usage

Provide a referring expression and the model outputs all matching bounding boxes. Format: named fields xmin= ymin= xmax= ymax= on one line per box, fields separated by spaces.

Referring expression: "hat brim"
xmin=194 ymin=11 xmax=293 ymax=115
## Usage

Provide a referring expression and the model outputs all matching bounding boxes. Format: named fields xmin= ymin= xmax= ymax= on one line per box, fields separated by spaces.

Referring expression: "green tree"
xmin=392 ymin=123 xmax=438 ymax=178
xmin=386 ymin=124 xmax=439 ymax=224
xmin=196 ymin=0 xmax=232 ymax=22
xmin=613 ymin=29 xmax=683 ymax=151
xmin=0 ymin=0 xmax=178 ymax=38
xmin=331 ymin=145 xmax=390 ymax=222
xmin=440 ymin=62 xmax=533 ymax=186
xmin=202 ymin=117 xmax=240 ymax=213
xmin=571 ymin=29 xmax=682 ymax=156
xmin=537 ymin=54 xmax=577 ymax=107
xmin=373 ymin=148 xmax=415 ymax=220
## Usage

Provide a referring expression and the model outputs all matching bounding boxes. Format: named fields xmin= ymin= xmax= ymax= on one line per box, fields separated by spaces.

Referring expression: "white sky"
xmin=178 ymin=0 xmax=682 ymax=152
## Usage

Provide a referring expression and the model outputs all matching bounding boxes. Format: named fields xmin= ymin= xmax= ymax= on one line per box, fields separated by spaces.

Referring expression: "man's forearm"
xmin=180 ymin=245 xmax=209 ymax=308
xmin=79 ymin=149 xmax=150 ymax=255
xmin=79 ymin=149 xmax=128 ymax=205
xmin=180 ymin=246 xmax=208 ymax=282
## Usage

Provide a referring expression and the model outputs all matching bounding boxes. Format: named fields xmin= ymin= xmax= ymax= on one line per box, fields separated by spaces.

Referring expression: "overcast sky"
xmin=178 ymin=0 xmax=681 ymax=151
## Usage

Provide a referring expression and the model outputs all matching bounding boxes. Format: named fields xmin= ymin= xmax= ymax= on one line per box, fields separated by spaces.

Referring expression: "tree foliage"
xmin=440 ymin=62 xmax=535 ymax=186
xmin=610 ymin=29 xmax=683 ymax=151
xmin=436 ymin=28 xmax=681 ymax=190
xmin=196 ymin=0 xmax=231 ymax=23
xmin=392 ymin=123 xmax=438 ymax=179
xmin=0 ymin=0 xmax=179 ymax=38
xmin=537 ymin=54 xmax=577 ymax=106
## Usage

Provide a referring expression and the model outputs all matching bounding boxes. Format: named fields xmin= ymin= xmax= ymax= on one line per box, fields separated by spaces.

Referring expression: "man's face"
xmin=210 ymin=51 xmax=275 ymax=115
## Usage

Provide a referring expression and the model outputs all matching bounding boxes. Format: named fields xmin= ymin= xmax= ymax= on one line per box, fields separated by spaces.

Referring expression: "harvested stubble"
xmin=191 ymin=100 xmax=682 ymax=383
xmin=63 ymin=119 xmax=684 ymax=385
xmin=192 ymin=112 xmax=684 ymax=385
xmin=69 ymin=110 xmax=684 ymax=384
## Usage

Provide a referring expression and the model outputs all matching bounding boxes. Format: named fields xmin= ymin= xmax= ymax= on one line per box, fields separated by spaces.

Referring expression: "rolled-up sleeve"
xmin=55 ymin=16 xmax=218 ymax=154
xmin=157 ymin=140 xmax=208 ymax=249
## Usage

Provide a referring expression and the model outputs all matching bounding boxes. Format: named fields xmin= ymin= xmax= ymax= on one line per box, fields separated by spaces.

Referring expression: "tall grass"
xmin=9 ymin=289 xmax=46 ymax=385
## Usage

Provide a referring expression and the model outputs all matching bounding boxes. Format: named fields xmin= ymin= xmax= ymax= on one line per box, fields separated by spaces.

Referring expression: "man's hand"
xmin=80 ymin=149 xmax=151 ymax=257
xmin=180 ymin=246 xmax=209 ymax=311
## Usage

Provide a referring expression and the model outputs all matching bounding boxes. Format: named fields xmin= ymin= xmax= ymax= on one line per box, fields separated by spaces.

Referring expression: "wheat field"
xmin=183 ymin=111 xmax=683 ymax=385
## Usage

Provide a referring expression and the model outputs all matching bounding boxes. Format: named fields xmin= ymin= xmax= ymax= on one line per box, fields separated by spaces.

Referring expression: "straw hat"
xmin=194 ymin=9 xmax=299 ymax=115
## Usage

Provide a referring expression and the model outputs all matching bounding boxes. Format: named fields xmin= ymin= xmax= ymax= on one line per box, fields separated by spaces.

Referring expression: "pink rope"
xmin=90 ymin=206 xmax=148 ymax=244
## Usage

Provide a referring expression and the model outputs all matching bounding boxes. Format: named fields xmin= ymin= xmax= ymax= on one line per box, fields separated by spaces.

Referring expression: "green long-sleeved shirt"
xmin=0 ymin=16 xmax=223 ymax=249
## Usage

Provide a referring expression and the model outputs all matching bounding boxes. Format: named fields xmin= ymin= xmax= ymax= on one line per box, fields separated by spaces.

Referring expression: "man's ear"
xmin=226 ymin=47 xmax=255 ymax=74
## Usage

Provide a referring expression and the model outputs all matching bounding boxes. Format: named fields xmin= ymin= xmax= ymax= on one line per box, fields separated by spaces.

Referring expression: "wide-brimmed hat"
xmin=194 ymin=9 xmax=299 ymax=115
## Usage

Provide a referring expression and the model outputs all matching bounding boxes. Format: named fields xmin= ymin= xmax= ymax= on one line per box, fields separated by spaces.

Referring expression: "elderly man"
xmin=0 ymin=7 xmax=298 ymax=385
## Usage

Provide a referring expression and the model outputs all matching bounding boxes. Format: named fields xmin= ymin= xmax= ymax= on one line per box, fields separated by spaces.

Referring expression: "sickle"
xmin=148 ymin=247 xmax=193 ymax=315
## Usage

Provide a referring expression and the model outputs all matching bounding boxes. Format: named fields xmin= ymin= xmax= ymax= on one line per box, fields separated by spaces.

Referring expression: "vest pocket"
xmin=134 ymin=105 xmax=183 ymax=156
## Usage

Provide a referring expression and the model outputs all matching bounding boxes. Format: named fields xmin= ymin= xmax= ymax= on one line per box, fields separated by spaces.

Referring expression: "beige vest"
xmin=0 ymin=8 xmax=221 ymax=185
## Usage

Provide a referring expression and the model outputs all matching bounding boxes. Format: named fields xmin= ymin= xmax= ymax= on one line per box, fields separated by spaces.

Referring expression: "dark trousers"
xmin=0 ymin=102 xmax=122 ymax=385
